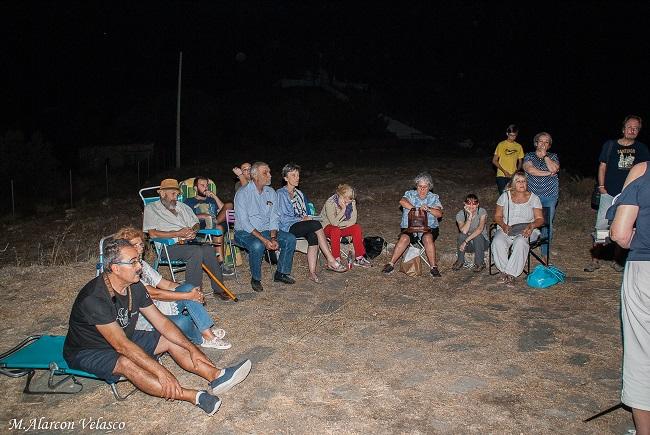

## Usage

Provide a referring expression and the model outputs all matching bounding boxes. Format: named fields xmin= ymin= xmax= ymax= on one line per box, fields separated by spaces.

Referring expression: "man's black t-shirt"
xmin=600 ymin=139 xmax=650 ymax=196
xmin=63 ymin=275 xmax=152 ymax=362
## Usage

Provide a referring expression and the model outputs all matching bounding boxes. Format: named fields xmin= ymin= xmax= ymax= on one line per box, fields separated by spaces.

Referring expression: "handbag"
xmin=526 ymin=265 xmax=566 ymax=288
xmin=591 ymin=184 xmax=601 ymax=211
xmin=405 ymin=207 xmax=430 ymax=234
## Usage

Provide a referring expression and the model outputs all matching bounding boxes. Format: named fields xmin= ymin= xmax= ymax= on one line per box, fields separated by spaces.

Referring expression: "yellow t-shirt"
xmin=494 ymin=140 xmax=524 ymax=177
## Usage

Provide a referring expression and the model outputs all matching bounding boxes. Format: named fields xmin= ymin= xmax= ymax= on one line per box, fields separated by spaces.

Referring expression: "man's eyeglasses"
xmin=242 ymin=168 xmax=251 ymax=172
xmin=112 ymin=259 xmax=142 ymax=267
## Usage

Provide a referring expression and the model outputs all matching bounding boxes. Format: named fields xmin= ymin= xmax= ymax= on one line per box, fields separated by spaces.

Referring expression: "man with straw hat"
xmin=143 ymin=178 xmax=228 ymax=300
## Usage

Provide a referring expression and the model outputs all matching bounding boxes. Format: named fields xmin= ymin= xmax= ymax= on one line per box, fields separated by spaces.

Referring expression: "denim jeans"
xmin=456 ymin=233 xmax=487 ymax=265
xmin=234 ymin=230 xmax=296 ymax=281
xmin=167 ymin=283 xmax=213 ymax=345
xmin=537 ymin=195 xmax=557 ymax=257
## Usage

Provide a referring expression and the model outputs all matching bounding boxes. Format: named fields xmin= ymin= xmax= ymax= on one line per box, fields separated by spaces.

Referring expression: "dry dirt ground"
xmin=0 ymin=153 xmax=634 ymax=434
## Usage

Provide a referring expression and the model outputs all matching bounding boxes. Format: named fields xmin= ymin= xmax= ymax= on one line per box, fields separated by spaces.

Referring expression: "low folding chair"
xmin=488 ymin=207 xmax=550 ymax=275
xmin=0 ymin=335 xmax=135 ymax=400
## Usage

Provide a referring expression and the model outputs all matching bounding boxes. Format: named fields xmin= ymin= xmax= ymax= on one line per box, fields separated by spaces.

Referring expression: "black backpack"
xmin=363 ymin=236 xmax=386 ymax=259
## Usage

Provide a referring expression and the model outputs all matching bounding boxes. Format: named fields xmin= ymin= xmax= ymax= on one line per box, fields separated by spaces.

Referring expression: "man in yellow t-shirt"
xmin=492 ymin=124 xmax=524 ymax=194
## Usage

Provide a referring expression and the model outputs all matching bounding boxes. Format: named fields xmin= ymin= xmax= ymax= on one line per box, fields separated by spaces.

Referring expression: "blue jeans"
xmin=537 ymin=195 xmax=557 ymax=257
xmin=234 ymin=230 xmax=296 ymax=281
xmin=167 ymin=283 xmax=214 ymax=345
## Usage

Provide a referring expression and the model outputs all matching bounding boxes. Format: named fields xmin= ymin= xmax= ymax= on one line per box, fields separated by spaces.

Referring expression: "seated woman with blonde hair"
xmin=321 ymin=184 xmax=371 ymax=267
xmin=114 ymin=226 xmax=231 ymax=350
xmin=491 ymin=171 xmax=545 ymax=286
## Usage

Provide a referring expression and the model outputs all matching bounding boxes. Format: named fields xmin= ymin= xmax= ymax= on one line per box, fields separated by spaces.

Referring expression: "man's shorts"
xmin=68 ymin=330 xmax=161 ymax=383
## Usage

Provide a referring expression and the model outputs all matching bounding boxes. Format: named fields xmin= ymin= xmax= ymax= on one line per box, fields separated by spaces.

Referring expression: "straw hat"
xmin=158 ymin=178 xmax=181 ymax=192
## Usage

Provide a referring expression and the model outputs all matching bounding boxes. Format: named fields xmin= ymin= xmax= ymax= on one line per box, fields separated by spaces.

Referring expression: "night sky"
xmin=2 ymin=1 xmax=649 ymax=173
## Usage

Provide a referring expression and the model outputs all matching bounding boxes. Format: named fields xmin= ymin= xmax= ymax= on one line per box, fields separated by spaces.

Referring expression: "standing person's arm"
xmin=492 ymin=154 xmax=509 ymax=177
xmin=610 ymin=162 xmax=646 ymax=248
xmin=597 ymin=163 xmax=608 ymax=194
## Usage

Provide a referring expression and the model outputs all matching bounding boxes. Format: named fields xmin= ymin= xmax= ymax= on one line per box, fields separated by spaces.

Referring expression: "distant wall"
xmin=78 ymin=143 xmax=154 ymax=172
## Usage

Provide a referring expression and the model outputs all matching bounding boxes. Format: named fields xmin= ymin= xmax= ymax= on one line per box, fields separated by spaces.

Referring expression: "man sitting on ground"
xmin=143 ymin=178 xmax=228 ymax=300
xmin=63 ymin=239 xmax=251 ymax=416
xmin=234 ymin=161 xmax=297 ymax=292
xmin=184 ymin=175 xmax=234 ymax=275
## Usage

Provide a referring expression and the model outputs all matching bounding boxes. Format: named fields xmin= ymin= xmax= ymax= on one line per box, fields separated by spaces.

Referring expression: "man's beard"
xmin=161 ymin=197 xmax=177 ymax=213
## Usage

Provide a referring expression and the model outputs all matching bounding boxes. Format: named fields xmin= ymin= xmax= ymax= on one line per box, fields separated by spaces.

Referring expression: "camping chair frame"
xmin=0 ymin=335 xmax=135 ymax=400
xmin=488 ymin=207 xmax=551 ymax=276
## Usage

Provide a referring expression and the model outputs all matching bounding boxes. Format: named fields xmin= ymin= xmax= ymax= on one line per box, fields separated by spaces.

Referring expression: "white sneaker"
xmin=211 ymin=328 xmax=226 ymax=339
xmin=201 ymin=337 xmax=232 ymax=350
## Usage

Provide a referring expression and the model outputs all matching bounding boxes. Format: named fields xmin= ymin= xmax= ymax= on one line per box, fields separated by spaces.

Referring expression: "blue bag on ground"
xmin=526 ymin=265 xmax=566 ymax=288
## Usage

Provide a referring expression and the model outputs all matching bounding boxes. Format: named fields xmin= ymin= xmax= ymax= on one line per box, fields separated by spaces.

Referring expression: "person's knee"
xmin=248 ymin=239 xmax=264 ymax=256
xmin=175 ymin=283 xmax=194 ymax=293
xmin=280 ymin=232 xmax=297 ymax=248
xmin=113 ymin=355 xmax=139 ymax=377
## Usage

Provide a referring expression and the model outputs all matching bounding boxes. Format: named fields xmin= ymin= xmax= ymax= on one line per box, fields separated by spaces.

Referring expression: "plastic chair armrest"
xmin=150 ymin=237 xmax=178 ymax=246
xmin=198 ymin=229 xmax=223 ymax=237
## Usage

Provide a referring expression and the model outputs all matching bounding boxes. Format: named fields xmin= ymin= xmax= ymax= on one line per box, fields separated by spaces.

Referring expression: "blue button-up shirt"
xmin=400 ymin=190 xmax=443 ymax=229
xmin=234 ymin=182 xmax=279 ymax=233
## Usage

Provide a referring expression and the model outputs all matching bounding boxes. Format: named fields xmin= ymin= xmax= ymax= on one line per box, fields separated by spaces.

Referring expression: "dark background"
xmin=1 ymin=0 xmax=649 ymax=206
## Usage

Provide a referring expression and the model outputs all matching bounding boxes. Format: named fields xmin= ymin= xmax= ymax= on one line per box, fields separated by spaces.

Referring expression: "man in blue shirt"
xmin=234 ymin=162 xmax=296 ymax=292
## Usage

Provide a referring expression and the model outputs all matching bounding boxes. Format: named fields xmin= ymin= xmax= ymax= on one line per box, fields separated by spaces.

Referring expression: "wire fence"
xmin=2 ymin=147 xmax=179 ymax=218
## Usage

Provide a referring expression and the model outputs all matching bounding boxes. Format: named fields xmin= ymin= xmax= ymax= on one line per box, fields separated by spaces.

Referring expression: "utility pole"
xmin=176 ymin=51 xmax=182 ymax=169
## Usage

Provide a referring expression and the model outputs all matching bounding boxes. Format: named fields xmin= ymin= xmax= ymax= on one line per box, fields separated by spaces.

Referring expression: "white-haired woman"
xmin=491 ymin=170 xmax=545 ymax=285
xmin=382 ymin=173 xmax=444 ymax=277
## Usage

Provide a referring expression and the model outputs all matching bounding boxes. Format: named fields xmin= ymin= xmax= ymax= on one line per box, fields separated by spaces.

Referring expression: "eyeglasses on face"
xmin=131 ymin=242 xmax=145 ymax=249
xmin=465 ymin=200 xmax=479 ymax=205
xmin=112 ymin=259 xmax=142 ymax=267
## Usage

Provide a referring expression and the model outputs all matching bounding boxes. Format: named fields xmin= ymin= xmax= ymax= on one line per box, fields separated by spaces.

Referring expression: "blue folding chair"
xmin=0 ymin=335 xmax=135 ymax=400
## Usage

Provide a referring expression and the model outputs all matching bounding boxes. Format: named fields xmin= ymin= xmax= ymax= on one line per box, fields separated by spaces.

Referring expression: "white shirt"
xmin=143 ymin=200 xmax=199 ymax=234
xmin=496 ymin=191 xmax=542 ymax=226
xmin=135 ymin=260 xmax=179 ymax=331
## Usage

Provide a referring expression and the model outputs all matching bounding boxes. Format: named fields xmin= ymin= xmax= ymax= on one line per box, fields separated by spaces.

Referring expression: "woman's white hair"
xmin=414 ymin=172 xmax=433 ymax=189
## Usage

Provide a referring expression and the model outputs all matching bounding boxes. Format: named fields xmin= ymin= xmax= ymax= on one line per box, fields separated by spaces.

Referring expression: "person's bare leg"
xmin=215 ymin=203 xmax=233 ymax=226
xmin=315 ymin=228 xmax=338 ymax=266
xmin=307 ymin=245 xmax=318 ymax=274
xmin=113 ymin=356 xmax=197 ymax=403
xmin=155 ymin=336 xmax=221 ymax=382
xmin=422 ymin=234 xmax=437 ymax=267
xmin=633 ymin=408 xmax=650 ymax=435
xmin=389 ymin=234 xmax=410 ymax=264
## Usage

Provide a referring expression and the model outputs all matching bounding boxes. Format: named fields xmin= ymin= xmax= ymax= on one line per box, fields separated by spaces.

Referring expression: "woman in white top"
xmin=491 ymin=171 xmax=545 ymax=285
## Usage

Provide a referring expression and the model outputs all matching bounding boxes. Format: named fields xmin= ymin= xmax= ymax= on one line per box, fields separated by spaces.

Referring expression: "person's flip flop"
xmin=326 ymin=261 xmax=347 ymax=273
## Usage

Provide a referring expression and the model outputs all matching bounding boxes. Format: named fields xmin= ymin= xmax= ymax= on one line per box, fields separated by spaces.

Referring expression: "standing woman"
xmin=321 ymin=184 xmax=371 ymax=267
xmin=492 ymin=124 xmax=524 ymax=194
xmin=277 ymin=163 xmax=347 ymax=283
xmin=610 ymin=162 xmax=650 ymax=434
xmin=523 ymin=132 xmax=560 ymax=256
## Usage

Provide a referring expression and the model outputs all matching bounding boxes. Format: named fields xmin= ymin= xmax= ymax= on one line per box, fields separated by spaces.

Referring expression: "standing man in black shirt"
xmin=585 ymin=115 xmax=649 ymax=272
